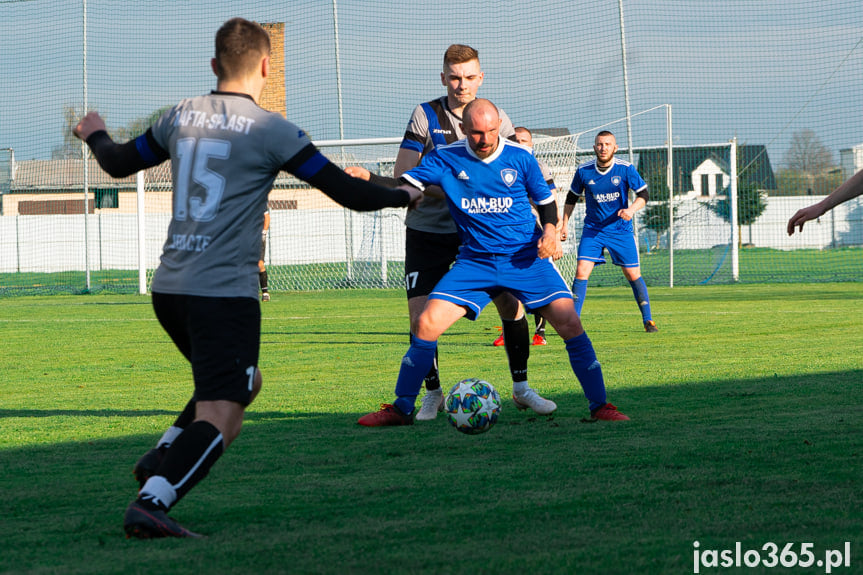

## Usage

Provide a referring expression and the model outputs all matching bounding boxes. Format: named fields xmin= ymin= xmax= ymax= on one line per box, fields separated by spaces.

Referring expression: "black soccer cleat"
xmin=123 ymin=500 xmax=203 ymax=539
xmin=133 ymin=448 xmax=164 ymax=490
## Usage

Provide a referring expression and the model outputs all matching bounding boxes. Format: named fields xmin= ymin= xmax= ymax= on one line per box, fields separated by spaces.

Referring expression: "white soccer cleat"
xmin=512 ymin=387 xmax=557 ymax=415
xmin=416 ymin=388 xmax=444 ymax=421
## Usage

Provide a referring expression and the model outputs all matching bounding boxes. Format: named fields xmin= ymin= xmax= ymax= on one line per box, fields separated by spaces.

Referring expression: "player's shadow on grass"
xmin=0 ymin=408 xmax=301 ymax=421
xmin=1 ymin=369 xmax=860 ymax=573
xmin=0 ymin=408 xmax=179 ymax=418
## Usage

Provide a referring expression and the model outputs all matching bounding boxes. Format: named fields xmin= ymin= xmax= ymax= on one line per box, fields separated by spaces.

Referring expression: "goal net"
xmin=2 ymin=0 xmax=861 ymax=295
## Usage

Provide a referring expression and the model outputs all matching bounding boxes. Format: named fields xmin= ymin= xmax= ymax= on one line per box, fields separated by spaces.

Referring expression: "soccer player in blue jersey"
xmin=350 ymin=44 xmax=552 ymax=420
xmin=357 ymin=99 xmax=630 ymax=426
xmin=560 ymin=131 xmax=658 ymax=332
xmin=74 ymin=17 xmax=420 ymax=538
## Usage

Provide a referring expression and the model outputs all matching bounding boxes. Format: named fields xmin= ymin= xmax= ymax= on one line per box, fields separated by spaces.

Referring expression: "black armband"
xmin=564 ymin=191 xmax=582 ymax=206
xmin=85 ymin=129 xmax=167 ymax=178
xmin=636 ymin=189 xmax=650 ymax=202
xmin=303 ymin=161 xmax=411 ymax=211
xmin=536 ymin=201 xmax=559 ymax=227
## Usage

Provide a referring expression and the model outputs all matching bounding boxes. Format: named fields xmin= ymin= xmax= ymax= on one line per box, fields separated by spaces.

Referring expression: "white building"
xmin=690 ymin=156 xmax=729 ymax=198
xmin=839 ymin=144 xmax=863 ymax=180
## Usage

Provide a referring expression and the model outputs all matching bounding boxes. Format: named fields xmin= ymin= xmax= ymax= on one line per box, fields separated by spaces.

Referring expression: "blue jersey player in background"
xmin=358 ymin=100 xmax=630 ymax=426
xmin=561 ymin=130 xmax=658 ymax=333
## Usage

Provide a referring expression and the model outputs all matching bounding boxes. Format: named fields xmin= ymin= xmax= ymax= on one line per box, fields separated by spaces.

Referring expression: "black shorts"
xmin=152 ymin=292 xmax=261 ymax=405
xmin=403 ymin=227 xmax=461 ymax=299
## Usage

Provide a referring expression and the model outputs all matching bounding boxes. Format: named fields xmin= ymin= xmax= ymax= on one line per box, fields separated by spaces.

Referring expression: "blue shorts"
xmin=429 ymin=249 xmax=572 ymax=320
xmin=577 ymin=226 xmax=640 ymax=268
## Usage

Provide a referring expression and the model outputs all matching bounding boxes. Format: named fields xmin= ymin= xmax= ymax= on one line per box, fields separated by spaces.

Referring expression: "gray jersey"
xmin=537 ymin=157 xmax=556 ymax=190
xmin=400 ymin=96 xmax=515 ymax=234
xmin=149 ymin=92 xmax=312 ymax=299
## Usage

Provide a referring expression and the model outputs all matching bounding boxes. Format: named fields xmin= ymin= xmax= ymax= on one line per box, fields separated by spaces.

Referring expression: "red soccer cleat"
xmin=357 ymin=404 xmax=414 ymax=427
xmin=492 ymin=326 xmax=505 ymax=347
xmin=591 ymin=403 xmax=630 ymax=421
xmin=531 ymin=333 xmax=547 ymax=346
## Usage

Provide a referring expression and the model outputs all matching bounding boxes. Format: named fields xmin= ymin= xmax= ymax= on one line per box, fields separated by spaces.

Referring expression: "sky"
xmin=1 ymin=0 xmax=861 ymax=172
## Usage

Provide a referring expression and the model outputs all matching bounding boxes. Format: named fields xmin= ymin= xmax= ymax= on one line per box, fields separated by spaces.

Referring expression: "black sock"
xmin=502 ymin=316 xmax=530 ymax=382
xmin=423 ymin=348 xmax=441 ymax=391
xmin=150 ymin=420 xmax=224 ymax=508
xmin=534 ymin=313 xmax=546 ymax=336
xmin=153 ymin=399 xmax=197 ymax=451
xmin=174 ymin=399 xmax=196 ymax=429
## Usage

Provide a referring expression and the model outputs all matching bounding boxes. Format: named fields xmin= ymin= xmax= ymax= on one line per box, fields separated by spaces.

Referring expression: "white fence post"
xmin=137 ymin=171 xmax=147 ymax=294
xmin=730 ymin=137 xmax=739 ymax=282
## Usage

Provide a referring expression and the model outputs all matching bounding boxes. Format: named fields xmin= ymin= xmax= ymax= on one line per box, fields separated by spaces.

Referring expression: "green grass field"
xmin=1 ymin=284 xmax=861 ymax=574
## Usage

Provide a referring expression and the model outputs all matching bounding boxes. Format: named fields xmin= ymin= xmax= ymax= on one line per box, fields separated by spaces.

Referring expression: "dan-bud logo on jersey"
xmin=461 ymin=195 xmax=514 ymax=214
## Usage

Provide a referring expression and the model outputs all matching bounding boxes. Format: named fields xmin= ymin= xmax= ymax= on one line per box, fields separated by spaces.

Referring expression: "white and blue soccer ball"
xmin=444 ymin=378 xmax=502 ymax=435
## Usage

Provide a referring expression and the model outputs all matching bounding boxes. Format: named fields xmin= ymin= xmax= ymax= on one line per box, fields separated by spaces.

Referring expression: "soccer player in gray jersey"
xmin=356 ymin=44 xmax=554 ymax=420
xmin=74 ymin=17 xmax=419 ymax=539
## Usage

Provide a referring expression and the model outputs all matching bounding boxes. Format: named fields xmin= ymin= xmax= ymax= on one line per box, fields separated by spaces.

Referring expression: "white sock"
xmin=156 ymin=426 xmax=184 ymax=450
xmin=140 ymin=475 xmax=177 ymax=509
xmin=513 ymin=381 xmax=529 ymax=395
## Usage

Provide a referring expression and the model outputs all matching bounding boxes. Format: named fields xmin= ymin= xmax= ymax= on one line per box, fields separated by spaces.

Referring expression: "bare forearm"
xmin=822 ymin=169 xmax=863 ymax=212
xmin=629 ymin=196 xmax=647 ymax=212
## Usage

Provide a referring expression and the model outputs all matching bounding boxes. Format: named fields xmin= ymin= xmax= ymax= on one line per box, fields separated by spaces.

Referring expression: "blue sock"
xmin=393 ymin=335 xmax=437 ymax=415
xmin=564 ymin=332 xmax=606 ymax=412
xmin=571 ymin=278 xmax=588 ymax=316
xmin=628 ymin=277 xmax=652 ymax=323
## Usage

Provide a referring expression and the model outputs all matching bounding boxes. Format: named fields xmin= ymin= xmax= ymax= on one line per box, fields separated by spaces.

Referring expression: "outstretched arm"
xmin=74 ymin=112 xmax=168 ymax=178
xmin=393 ymin=146 xmax=444 ymax=199
xmin=301 ymin=159 xmax=420 ymax=211
xmin=787 ymin=170 xmax=863 ymax=235
xmin=287 ymin=146 xmax=420 ymax=211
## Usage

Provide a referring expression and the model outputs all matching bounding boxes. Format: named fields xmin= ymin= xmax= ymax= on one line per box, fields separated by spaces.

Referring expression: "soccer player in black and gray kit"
xmin=74 ymin=17 xmax=420 ymax=539
xmin=390 ymin=44 xmax=555 ymax=419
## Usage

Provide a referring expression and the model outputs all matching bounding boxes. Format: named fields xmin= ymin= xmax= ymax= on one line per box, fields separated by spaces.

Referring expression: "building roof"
xmin=637 ymin=144 xmax=777 ymax=193
xmin=6 ymin=158 xmax=304 ymax=192
xmin=531 ymin=128 xmax=571 ymax=138
xmin=8 ymin=159 xmax=170 ymax=191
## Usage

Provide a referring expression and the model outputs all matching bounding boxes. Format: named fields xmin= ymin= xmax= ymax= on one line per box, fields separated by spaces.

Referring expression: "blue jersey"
xmin=569 ymin=158 xmax=647 ymax=232
xmin=402 ymin=138 xmax=554 ymax=255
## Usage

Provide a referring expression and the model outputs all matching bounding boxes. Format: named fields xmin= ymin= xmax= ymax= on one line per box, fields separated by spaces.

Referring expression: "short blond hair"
xmin=443 ymin=44 xmax=479 ymax=68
